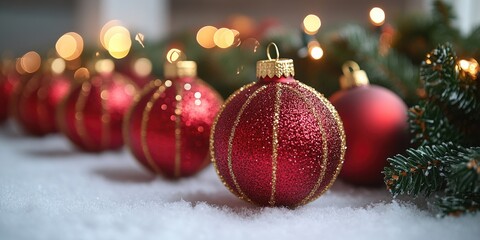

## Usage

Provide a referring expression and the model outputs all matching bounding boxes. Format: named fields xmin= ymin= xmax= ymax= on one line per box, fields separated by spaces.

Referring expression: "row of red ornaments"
xmin=0 ymin=59 xmax=409 ymax=206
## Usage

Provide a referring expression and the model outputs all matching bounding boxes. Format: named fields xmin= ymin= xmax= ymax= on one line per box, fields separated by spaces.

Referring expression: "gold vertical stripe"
xmin=124 ymin=80 xmax=162 ymax=159
xmin=296 ymin=82 xmax=346 ymax=205
xmin=174 ymin=85 xmax=182 ymax=178
xmin=100 ymin=83 xmax=110 ymax=149
xmin=269 ymin=83 xmax=281 ymax=206
xmin=140 ymin=86 xmax=166 ymax=174
xmin=210 ymin=82 xmax=256 ymax=203
xmin=75 ymin=82 xmax=92 ymax=149
xmin=227 ymin=85 xmax=268 ymax=204
xmin=283 ymin=85 xmax=329 ymax=207
xmin=301 ymin=82 xmax=346 ymax=198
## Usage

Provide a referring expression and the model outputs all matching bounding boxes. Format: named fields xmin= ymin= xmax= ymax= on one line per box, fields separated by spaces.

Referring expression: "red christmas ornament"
xmin=0 ymin=66 xmax=20 ymax=123
xmin=13 ymin=59 xmax=71 ymax=135
xmin=58 ymin=60 xmax=138 ymax=152
xmin=125 ymin=58 xmax=223 ymax=178
xmin=211 ymin=43 xmax=346 ymax=207
xmin=329 ymin=61 xmax=409 ymax=186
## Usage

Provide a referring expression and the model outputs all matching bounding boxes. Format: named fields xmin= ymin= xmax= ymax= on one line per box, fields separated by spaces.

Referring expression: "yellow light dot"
xmin=21 ymin=51 xmax=41 ymax=73
xmin=303 ymin=14 xmax=321 ymax=35
xmin=194 ymin=92 xmax=201 ymax=99
xmin=196 ymin=26 xmax=217 ymax=49
xmin=214 ymin=28 xmax=235 ymax=48
xmin=133 ymin=58 xmax=152 ymax=77
xmin=100 ymin=20 xmax=122 ymax=49
xmin=175 ymin=95 xmax=182 ymax=101
xmin=370 ymin=7 xmax=385 ymax=26
xmin=166 ymin=48 xmax=183 ymax=63
xmin=195 ymin=99 xmax=201 ymax=106
xmin=51 ymin=58 xmax=66 ymax=74
xmin=165 ymin=80 xmax=172 ymax=87
xmin=309 ymin=46 xmax=324 ymax=60
xmin=184 ymin=83 xmax=191 ymax=91
xmin=106 ymin=27 xmax=132 ymax=59
xmin=95 ymin=59 xmax=115 ymax=74
xmin=56 ymin=32 xmax=84 ymax=61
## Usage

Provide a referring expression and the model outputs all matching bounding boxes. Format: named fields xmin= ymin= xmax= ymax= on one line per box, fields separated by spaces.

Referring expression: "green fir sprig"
xmin=384 ymin=43 xmax=480 ymax=217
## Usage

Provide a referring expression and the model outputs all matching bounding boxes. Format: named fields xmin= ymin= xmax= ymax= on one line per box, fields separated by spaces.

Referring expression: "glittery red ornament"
xmin=13 ymin=69 xmax=71 ymax=135
xmin=58 ymin=63 xmax=138 ymax=152
xmin=211 ymin=43 xmax=346 ymax=207
xmin=0 ymin=68 xmax=20 ymax=123
xmin=329 ymin=61 xmax=409 ymax=186
xmin=125 ymin=60 xmax=223 ymax=178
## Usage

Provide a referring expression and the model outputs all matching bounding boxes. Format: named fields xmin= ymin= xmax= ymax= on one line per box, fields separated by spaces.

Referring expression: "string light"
xmin=55 ymin=32 xmax=84 ymax=61
xmin=369 ymin=7 xmax=385 ymax=26
xmin=303 ymin=14 xmax=321 ymax=35
xmin=196 ymin=26 xmax=217 ymax=49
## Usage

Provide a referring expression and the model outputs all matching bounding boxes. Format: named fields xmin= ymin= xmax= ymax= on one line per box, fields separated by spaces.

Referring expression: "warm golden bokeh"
xmin=95 ymin=59 xmax=115 ymax=74
xmin=196 ymin=26 xmax=218 ymax=49
xmin=166 ymin=48 xmax=183 ymax=63
xmin=74 ymin=67 xmax=90 ymax=81
xmin=51 ymin=58 xmax=66 ymax=74
xmin=369 ymin=7 xmax=386 ymax=26
xmin=20 ymin=51 xmax=42 ymax=73
xmin=303 ymin=14 xmax=321 ymax=35
xmin=55 ymin=32 xmax=84 ymax=61
xmin=214 ymin=28 xmax=234 ymax=48
xmin=133 ymin=58 xmax=152 ymax=77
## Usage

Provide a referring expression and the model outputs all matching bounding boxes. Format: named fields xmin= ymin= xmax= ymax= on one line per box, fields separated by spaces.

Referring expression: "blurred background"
xmin=0 ymin=0 xmax=479 ymax=100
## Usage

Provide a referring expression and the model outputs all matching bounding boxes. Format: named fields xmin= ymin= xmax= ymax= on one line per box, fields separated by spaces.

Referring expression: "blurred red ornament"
xmin=329 ymin=61 xmax=409 ymax=186
xmin=12 ymin=66 xmax=71 ymax=135
xmin=211 ymin=43 xmax=346 ymax=207
xmin=58 ymin=62 xmax=138 ymax=152
xmin=125 ymin=59 xmax=223 ymax=178
xmin=0 ymin=68 xmax=20 ymax=123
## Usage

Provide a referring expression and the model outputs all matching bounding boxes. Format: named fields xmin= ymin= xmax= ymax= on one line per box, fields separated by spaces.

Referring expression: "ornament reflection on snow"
xmin=211 ymin=43 xmax=346 ymax=207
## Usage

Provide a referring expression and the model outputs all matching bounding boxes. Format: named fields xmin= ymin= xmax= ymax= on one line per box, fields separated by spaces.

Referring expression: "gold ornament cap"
xmin=164 ymin=60 xmax=197 ymax=78
xmin=164 ymin=49 xmax=197 ymax=78
xmin=339 ymin=61 xmax=369 ymax=89
xmin=256 ymin=42 xmax=295 ymax=79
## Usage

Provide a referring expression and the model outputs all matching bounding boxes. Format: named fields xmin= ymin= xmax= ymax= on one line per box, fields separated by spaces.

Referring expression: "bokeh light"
xmin=55 ymin=32 xmax=84 ymax=61
xmin=95 ymin=59 xmax=115 ymax=74
xmin=133 ymin=58 xmax=152 ymax=77
xmin=100 ymin=20 xmax=122 ymax=49
xmin=459 ymin=58 xmax=479 ymax=78
xmin=74 ymin=67 xmax=90 ymax=82
xmin=20 ymin=51 xmax=42 ymax=73
xmin=369 ymin=7 xmax=386 ymax=26
xmin=166 ymin=48 xmax=183 ymax=63
xmin=303 ymin=14 xmax=321 ymax=35
xmin=214 ymin=28 xmax=235 ymax=48
xmin=308 ymin=41 xmax=323 ymax=60
xmin=196 ymin=26 xmax=217 ymax=49
xmin=51 ymin=58 xmax=66 ymax=74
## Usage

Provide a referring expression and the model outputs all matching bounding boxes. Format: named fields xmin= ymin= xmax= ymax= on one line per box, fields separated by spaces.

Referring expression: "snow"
xmin=1 ymin=121 xmax=479 ymax=240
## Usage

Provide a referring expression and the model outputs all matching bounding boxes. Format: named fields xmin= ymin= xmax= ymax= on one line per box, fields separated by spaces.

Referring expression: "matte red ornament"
xmin=13 ymin=71 xmax=71 ymax=135
xmin=0 ymin=69 xmax=20 ymax=123
xmin=329 ymin=61 xmax=409 ymax=186
xmin=211 ymin=43 xmax=346 ymax=207
xmin=124 ymin=60 xmax=223 ymax=178
xmin=58 ymin=66 xmax=138 ymax=152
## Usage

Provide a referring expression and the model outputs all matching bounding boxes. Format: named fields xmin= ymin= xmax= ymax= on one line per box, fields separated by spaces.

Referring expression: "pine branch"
xmin=384 ymin=144 xmax=480 ymax=216
xmin=408 ymin=101 xmax=463 ymax=146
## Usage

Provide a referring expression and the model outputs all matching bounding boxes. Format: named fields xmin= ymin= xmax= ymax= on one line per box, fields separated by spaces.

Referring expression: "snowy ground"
xmin=1 ymin=121 xmax=479 ymax=240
